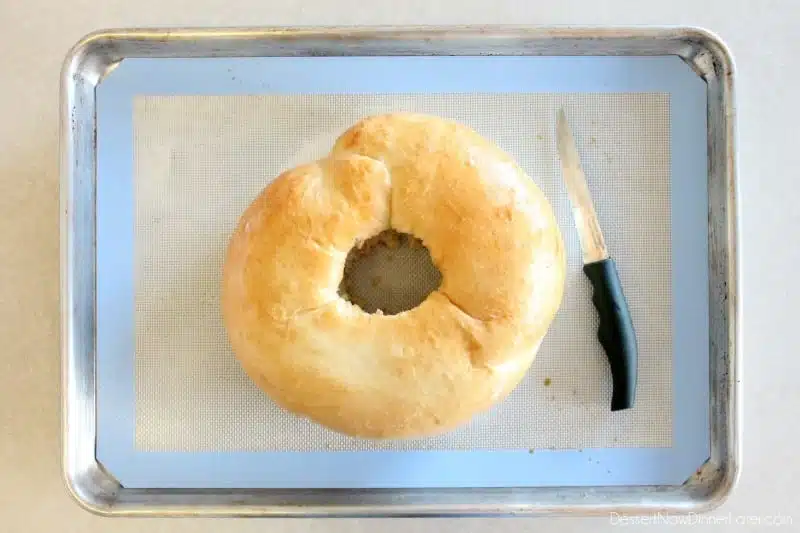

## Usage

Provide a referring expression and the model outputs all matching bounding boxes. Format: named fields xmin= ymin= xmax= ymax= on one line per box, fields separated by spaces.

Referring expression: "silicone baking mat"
xmin=132 ymin=92 xmax=671 ymax=452
xmin=94 ymin=55 xmax=710 ymax=488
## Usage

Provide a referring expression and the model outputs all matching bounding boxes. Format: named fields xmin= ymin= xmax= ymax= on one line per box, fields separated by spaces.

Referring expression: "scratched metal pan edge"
xmin=59 ymin=25 xmax=739 ymax=517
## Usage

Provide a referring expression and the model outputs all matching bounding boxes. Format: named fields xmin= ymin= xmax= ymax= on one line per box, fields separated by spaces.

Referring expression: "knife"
xmin=555 ymin=109 xmax=638 ymax=411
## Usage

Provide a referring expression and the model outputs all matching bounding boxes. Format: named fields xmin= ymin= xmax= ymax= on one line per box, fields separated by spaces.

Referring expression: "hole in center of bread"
xmin=339 ymin=229 xmax=443 ymax=315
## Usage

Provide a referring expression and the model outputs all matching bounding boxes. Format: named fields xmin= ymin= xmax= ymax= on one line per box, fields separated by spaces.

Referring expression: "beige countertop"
xmin=2 ymin=0 xmax=797 ymax=531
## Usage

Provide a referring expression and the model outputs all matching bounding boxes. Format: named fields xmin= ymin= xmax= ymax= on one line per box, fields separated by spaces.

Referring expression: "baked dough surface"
xmin=222 ymin=113 xmax=566 ymax=438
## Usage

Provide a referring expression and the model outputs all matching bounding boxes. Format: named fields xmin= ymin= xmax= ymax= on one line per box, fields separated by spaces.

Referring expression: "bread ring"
xmin=222 ymin=113 xmax=566 ymax=439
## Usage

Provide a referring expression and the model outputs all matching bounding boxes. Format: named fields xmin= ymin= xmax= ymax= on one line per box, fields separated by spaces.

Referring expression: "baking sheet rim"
xmin=59 ymin=24 xmax=739 ymax=517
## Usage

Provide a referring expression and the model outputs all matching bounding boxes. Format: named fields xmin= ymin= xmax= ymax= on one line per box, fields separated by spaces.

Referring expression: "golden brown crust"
xmin=222 ymin=112 xmax=566 ymax=438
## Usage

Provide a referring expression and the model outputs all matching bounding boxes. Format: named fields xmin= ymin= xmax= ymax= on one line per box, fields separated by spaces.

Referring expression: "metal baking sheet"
xmin=60 ymin=26 xmax=739 ymax=517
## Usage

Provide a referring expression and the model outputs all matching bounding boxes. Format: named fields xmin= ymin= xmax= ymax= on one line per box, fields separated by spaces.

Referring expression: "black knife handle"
xmin=583 ymin=258 xmax=638 ymax=411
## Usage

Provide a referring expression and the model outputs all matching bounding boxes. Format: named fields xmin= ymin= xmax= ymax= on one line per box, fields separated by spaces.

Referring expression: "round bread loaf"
xmin=221 ymin=112 xmax=566 ymax=438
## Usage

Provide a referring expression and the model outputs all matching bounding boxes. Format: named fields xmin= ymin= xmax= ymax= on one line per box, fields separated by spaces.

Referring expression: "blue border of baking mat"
xmin=95 ymin=55 xmax=709 ymax=489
